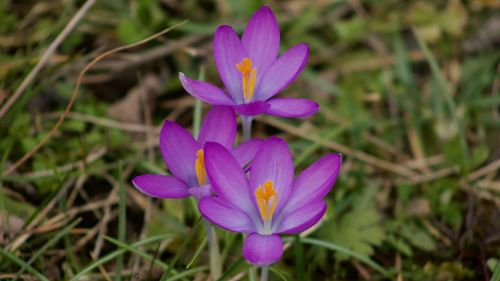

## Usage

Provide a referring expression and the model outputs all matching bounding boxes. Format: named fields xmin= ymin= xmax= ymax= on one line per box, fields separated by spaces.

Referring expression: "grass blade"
xmin=491 ymin=261 xmax=500 ymax=281
xmin=294 ymin=235 xmax=306 ymax=281
xmin=15 ymin=218 xmax=81 ymax=279
xmin=159 ymin=217 xmax=203 ymax=281
xmin=413 ymin=28 xmax=468 ymax=160
xmin=0 ymin=247 xmax=49 ymax=281
xmin=269 ymin=267 xmax=289 ymax=281
xmin=164 ymin=265 xmax=209 ymax=281
xmin=295 ymin=237 xmax=391 ymax=277
xmin=71 ymin=234 xmax=173 ymax=280
xmin=105 ymin=235 xmax=169 ymax=268
xmin=186 ymin=237 xmax=207 ymax=269
xmin=216 ymin=257 xmax=246 ymax=281
xmin=115 ymin=162 xmax=126 ymax=281
xmin=106 ymin=235 xmax=210 ymax=281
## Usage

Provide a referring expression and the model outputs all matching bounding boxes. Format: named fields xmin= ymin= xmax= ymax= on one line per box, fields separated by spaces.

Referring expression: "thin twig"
xmin=7 ymin=177 xmax=76 ymax=251
xmin=399 ymin=166 xmax=459 ymax=185
xmin=465 ymin=158 xmax=500 ymax=182
xmin=19 ymin=147 xmax=106 ymax=179
xmin=0 ymin=0 xmax=97 ymax=119
xmin=43 ymin=111 xmax=159 ymax=133
xmin=259 ymin=116 xmax=420 ymax=178
xmin=1 ymin=20 xmax=188 ymax=177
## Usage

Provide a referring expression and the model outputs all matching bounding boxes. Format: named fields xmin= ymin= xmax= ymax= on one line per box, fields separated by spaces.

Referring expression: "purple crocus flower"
xmin=179 ymin=5 xmax=318 ymax=118
xmin=199 ymin=137 xmax=341 ymax=265
xmin=132 ymin=106 xmax=262 ymax=200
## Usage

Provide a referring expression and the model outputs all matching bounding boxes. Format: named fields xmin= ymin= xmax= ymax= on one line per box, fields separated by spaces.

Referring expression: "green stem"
xmin=294 ymin=235 xmax=306 ymax=281
xmin=204 ymin=220 xmax=222 ymax=279
xmin=242 ymin=117 xmax=253 ymax=141
xmin=260 ymin=266 xmax=269 ymax=281
xmin=192 ymin=67 xmax=205 ymax=137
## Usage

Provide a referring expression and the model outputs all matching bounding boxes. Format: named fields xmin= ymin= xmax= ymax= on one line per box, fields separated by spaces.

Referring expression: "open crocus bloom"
xmin=132 ymin=106 xmax=262 ymax=200
xmin=179 ymin=5 xmax=318 ymax=118
xmin=199 ymin=137 xmax=341 ymax=265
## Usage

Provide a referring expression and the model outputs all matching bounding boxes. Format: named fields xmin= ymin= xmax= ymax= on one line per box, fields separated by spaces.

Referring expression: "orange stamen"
xmin=236 ymin=58 xmax=257 ymax=102
xmin=195 ymin=149 xmax=207 ymax=185
xmin=255 ymin=180 xmax=278 ymax=221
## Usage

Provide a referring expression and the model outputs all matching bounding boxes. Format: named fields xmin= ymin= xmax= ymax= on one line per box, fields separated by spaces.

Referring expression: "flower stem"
xmin=192 ymin=66 xmax=205 ymax=137
xmin=260 ymin=266 xmax=269 ymax=281
xmin=204 ymin=220 xmax=222 ymax=279
xmin=242 ymin=117 xmax=253 ymax=141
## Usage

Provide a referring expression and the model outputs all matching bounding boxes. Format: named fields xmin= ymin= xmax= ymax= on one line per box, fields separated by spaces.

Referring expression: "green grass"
xmin=0 ymin=0 xmax=499 ymax=280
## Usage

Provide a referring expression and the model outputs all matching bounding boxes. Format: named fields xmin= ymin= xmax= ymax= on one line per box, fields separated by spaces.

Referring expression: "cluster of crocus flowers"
xmin=131 ymin=4 xmax=342 ymax=272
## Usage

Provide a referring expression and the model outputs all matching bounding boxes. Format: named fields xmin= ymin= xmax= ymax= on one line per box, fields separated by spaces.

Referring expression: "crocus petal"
xmin=199 ymin=197 xmax=255 ymax=233
xmin=179 ymin=73 xmax=234 ymax=105
xmin=214 ymin=25 xmax=246 ymax=103
xmin=198 ymin=106 xmax=236 ymax=149
xmin=232 ymin=138 xmax=263 ymax=168
xmin=257 ymin=43 xmax=309 ymax=101
xmin=249 ymin=137 xmax=294 ymax=216
xmin=160 ymin=121 xmax=200 ymax=186
xmin=132 ymin=174 xmax=189 ymax=199
xmin=204 ymin=142 xmax=256 ymax=215
xmin=242 ymin=233 xmax=283 ymax=266
xmin=275 ymin=200 xmax=326 ymax=234
xmin=286 ymin=154 xmax=341 ymax=211
xmin=188 ymin=184 xmax=212 ymax=200
xmin=241 ymin=5 xmax=280 ymax=71
xmin=233 ymin=101 xmax=270 ymax=116
xmin=265 ymin=98 xmax=319 ymax=118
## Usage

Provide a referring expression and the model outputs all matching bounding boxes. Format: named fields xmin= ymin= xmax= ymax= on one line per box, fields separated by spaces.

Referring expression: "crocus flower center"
xmin=195 ymin=149 xmax=207 ymax=185
xmin=236 ymin=58 xmax=257 ymax=102
xmin=255 ymin=180 xmax=278 ymax=223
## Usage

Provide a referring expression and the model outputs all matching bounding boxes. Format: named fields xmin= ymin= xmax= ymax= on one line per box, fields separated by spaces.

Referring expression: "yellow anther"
xmin=236 ymin=58 xmax=257 ymax=102
xmin=195 ymin=149 xmax=207 ymax=185
xmin=255 ymin=180 xmax=278 ymax=221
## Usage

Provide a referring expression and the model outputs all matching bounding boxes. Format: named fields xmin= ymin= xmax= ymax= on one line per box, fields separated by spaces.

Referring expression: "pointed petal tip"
xmin=132 ymin=174 xmax=190 ymax=199
xmin=203 ymin=140 xmax=222 ymax=153
xmin=242 ymin=4 xmax=280 ymax=69
xmin=178 ymin=72 xmax=188 ymax=87
xmin=331 ymin=152 xmax=343 ymax=161
xmin=265 ymin=98 xmax=318 ymax=118
xmin=215 ymin=24 xmax=235 ymax=33
xmin=257 ymin=43 xmax=310 ymax=100
xmin=297 ymin=42 xmax=310 ymax=51
xmin=159 ymin=119 xmax=176 ymax=137
xmin=253 ymin=5 xmax=276 ymax=19
xmin=259 ymin=4 xmax=273 ymax=11
xmin=277 ymin=200 xmax=327 ymax=234
xmin=178 ymin=72 xmax=233 ymax=105
xmin=325 ymin=153 xmax=343 ymax=171
xmin=214 ymin=25 xmax=240 ymax=42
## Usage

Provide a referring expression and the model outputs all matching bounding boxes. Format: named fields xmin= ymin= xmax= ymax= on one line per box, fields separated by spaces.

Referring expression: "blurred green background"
xmin=0 ymin=0 xmax=499 ymax=280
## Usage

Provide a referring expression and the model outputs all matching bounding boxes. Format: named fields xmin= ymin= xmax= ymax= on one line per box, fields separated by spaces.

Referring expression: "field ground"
xmin=0 ymin=0 xmax=499 ymax=280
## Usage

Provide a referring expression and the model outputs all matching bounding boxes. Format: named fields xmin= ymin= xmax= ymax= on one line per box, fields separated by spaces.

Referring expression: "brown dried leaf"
xmin=108 ymin=73 xmax=162 ymax=124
